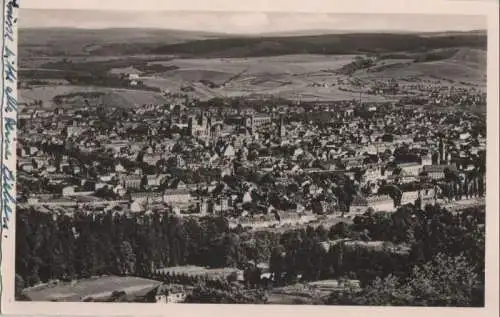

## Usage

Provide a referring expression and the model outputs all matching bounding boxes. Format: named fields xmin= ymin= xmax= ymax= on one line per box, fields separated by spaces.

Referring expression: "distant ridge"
xmin=21 ymin=8 xmax=486 ymax=34
xmin=19 ymin=27 xmax=229 ymax=38
xmin=258 ymin=29 xmax=487 ymax=37
xmin=19 ymin=25 xmax=486 ymax=58
xmin=19 ymin=25 xmax=486 ymax=37
xmin=149 ymin=31 xmax=487 ymax=58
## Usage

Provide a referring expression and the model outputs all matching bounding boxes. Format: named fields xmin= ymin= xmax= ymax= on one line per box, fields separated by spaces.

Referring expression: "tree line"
xmin=266 ymin=204 xmax=484 ymax=288
xmin=16 ymin=211 xmax=237 ymax=287
xmin=16 ymin=203 xmax=484 ymax=306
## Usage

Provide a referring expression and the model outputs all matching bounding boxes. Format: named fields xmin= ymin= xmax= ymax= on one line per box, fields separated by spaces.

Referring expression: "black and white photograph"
xmin=4 ymin=0 xmax=499 ymax=313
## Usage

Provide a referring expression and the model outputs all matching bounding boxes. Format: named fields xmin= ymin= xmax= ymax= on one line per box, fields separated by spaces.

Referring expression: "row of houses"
xmin=350 ymin=189 xmax=436 ymax=214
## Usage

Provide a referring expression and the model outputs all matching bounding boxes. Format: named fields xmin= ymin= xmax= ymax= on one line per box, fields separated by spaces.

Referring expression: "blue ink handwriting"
xmin=4 ymin=59 xmax=16 ymax=82
xmin=5 ymin=0 xmax=18 ymax=42
xmin=4 ymin=117 xmax=16 ymax=160
xmin=1 ymin=165 xmax=16 ymax=230
xmin=4 ymin=86 xmax=16 ymax=112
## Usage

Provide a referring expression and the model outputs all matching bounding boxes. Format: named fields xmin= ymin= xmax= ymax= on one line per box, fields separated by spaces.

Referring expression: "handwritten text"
xmin=4 ymin=0 xmax=18 ymax=42
xmin=2 ymin=165 xmax=16 ymax=230
xmin=2 ymin=0 xmax=19 ymax=232
xmin=4 ymin=86 xmax=16 ymax=112
xmin=4 ymin=117 xmax=15 ymax=160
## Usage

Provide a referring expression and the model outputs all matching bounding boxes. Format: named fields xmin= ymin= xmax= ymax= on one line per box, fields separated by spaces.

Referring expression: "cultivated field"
xmin=22 ymin=276 xmax=161 ymax=302
xmin=138 ymin=49 xmax=486 ymax=101
xmin=19 ymin=85 xmax=169 ymax=108
xmin=19 ymin=29 xmax=487 ymax=106
xmin=267 ymin=283 xmax=329 ymax=305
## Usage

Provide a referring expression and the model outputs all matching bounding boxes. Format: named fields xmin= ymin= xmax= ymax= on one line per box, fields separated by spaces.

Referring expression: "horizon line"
xmin=15 ymin=7 xmax=489 ymax=14
xmin=17 ymin=26 xmax=487 ymax=35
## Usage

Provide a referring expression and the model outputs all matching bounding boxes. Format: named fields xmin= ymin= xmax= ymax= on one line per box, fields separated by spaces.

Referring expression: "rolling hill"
xmin=149 ymin=31 xmax=487 ymax=58
xmin=19 ymin=28 xmax=231 ymax=58
xmin=19 ymin=28 xmax=487 ymax=103
xmin=19 ymin=28 xmax=486 ymax=58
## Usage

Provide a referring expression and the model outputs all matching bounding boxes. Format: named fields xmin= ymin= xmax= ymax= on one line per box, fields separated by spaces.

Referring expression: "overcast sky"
xmin=21 ymin=0 xmax=487 ymax=34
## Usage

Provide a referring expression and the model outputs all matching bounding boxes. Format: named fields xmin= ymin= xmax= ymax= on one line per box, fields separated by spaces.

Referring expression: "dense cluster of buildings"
xmin=17 ymin=93 xmax=486 ymax=229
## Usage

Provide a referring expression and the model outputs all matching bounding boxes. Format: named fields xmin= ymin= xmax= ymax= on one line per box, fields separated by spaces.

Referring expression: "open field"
xmin=151 ymin=54 xmax=356 ymax=76
xmin=267 ymin=292 xmax=318 ymax=305
xmin=19 ymin=24 xmax=227 ymax=60
xmin=19 ymin=85 xmax=169 ymax=108
xmin=22 ymin=276 xmax=161 ymax=302
xmin=146 ymin=49 xmax=484 ymax=100
xmin=267 ymin=283 xmax=330 ymax=305
xmin=20 ymin=27 xmax=486 ymax=59
xmin=19 ymin=30 xmax=486 ymax=104
xmin=357 ymin=60 xmax=486 ymax=87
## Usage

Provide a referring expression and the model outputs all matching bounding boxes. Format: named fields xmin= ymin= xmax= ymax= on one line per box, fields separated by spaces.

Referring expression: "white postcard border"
xmin=1 ymin=0 xmax=499 ymax=316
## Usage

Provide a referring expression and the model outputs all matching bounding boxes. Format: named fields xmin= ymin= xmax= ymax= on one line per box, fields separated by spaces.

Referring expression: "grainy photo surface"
xmin=15 ymin=7 xmax=488 ymax=307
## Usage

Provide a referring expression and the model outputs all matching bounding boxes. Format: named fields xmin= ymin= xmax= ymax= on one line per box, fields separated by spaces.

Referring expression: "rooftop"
xmin=423 ymin=164 xmax=458 ymax=173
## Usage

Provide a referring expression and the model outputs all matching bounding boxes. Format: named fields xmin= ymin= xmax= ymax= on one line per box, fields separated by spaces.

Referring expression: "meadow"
xmin=19 ymin=29 xmax=486 ymax=105
xmin=22 ymin=276 xmax=161 ymax=302
xmin=19 ymin=85 xmax=169 ymax=108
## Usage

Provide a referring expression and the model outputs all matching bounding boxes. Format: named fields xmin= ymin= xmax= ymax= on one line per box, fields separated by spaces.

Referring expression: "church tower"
xmin=147 ymin=126 xmax=153 ymax=146
xmin=279 ymin=116 xmax=285 ymax=139
xmin=438 ymin=139 xmax=445 ymax=165
xmin=422 ymin=151 xmax=432 ymax=166
xmin=438 ymin=139 xmax=448 ymax=165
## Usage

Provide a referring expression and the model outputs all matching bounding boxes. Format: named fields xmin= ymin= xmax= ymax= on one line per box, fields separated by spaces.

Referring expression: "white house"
xmin=223 ymin=144 xmax=236 ymax=158
xmin=397 ymin=162 xmax=421 ymax=177
xmin=115 ymin=163 xmax=126 ymax=173
xmin=163 ymin=189 xmax=192 ymax=204
xmin=154 ymin=285 xmax=187 ymax=304
xmin=128 ymin=73 xmax=140 ymax=80
xmin=366 ymin=195 xmax=395 ymax=212
xmin=130 ymin=200 xmax=145 ymax=213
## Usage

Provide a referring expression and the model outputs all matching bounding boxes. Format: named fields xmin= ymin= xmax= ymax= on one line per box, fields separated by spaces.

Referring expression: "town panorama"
xmin=15 ymin=11 xmax=487 ymax=306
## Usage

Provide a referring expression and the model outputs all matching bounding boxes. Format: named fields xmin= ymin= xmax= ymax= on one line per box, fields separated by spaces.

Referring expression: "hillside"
xmin=19 ymin=85 xmax=169 ymax=108
xmin=22 ymin=276 xmax=160 ymax=302
xmin=19 ymin=29 xmax=486 ymax=58
xmin=19 ymin=28 xmax=230 ymax=58
xmin=19 ymin=29 xmax=486 ymax=103
xmin=149 ymin=32 xmax=487 ymax=58
xmin=355 ymin=48 xmax=486 ymax=86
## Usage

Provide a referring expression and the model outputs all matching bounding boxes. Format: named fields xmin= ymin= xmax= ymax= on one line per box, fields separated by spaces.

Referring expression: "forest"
xmin=16 ymin=202 xmax=485 ymax=306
